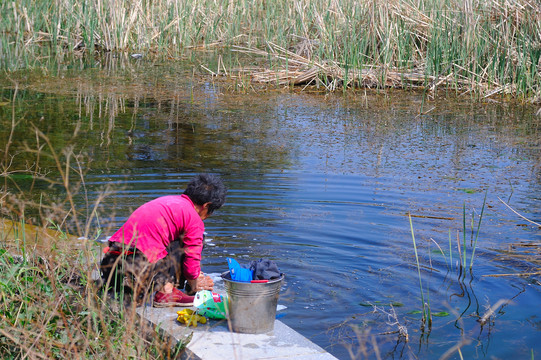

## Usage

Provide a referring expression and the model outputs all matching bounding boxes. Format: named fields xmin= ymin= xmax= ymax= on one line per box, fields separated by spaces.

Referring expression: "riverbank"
xmin=1 ymin=0 xmax=540 ymax=101
xmin=0 ymin=216 xmax=337 ymax=359
xmin=0 ymin=218 xmax=188 ymax=359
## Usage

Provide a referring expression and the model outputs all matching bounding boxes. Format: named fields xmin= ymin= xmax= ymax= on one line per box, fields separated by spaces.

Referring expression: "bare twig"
xmin=478 ymin=299 xmax=512 ymax=325
xmin=372 ymin=304 xmax=409 ymax=342
xmin=482 ymin=271 xmax=541 ymax=278
xmin=497 ymin=196 xmax=541 ymax=227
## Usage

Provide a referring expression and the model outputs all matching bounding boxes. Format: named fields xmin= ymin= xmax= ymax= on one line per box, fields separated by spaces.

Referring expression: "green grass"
xmin=0 ymin=0 xmax=540 ymax=100
xmin=469 ymin=191 xmax=487 ymax=270
xmin=0 ymin=234 xmax=186 ymax=359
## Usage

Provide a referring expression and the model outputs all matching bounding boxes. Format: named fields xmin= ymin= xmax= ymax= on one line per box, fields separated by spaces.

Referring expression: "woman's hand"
xmin=187 ymin=272 xmax=214 ymax=294
xmin=196 ymin=272 xmax=214 ymax=291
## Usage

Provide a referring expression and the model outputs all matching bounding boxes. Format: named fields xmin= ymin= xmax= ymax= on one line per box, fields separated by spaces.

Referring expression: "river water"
xmin=1 ymin=57 xmax=540 ymax=359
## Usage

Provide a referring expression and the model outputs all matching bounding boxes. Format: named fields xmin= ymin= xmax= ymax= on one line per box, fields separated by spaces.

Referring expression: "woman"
xmin=100 ymin=173 xmax=227 ymax=307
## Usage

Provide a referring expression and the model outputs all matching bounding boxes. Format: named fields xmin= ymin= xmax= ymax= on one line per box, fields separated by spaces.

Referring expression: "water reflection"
xmin=1 ymin=66 xmax=540 ymax=359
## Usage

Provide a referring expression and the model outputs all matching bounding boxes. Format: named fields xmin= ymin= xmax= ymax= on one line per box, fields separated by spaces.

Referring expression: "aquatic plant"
xmin=0 ymin=0 xmax=540 ymax=101
xmin=469 ymin=191 xmax=487 ymax=270
xmin=452 ymin=192 xmax=488 ymax=273
xmin=408 ymin=213 xmax=431 ymax=331
xmin=408 ymin=191 xmax=489 ymax=333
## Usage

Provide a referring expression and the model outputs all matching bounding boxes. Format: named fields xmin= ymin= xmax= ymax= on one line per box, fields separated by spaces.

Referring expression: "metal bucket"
xmin=221 ymin=271 xmax=284 ymax=334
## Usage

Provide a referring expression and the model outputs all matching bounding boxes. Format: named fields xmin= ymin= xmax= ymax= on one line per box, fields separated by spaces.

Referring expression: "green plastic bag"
xmin=194 ymin=290 xmax=229 ymax=320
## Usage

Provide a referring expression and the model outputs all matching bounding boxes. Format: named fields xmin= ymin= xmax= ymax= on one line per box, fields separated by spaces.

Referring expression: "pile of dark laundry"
xmin=227 ymin=257 xmax=281 ymax=282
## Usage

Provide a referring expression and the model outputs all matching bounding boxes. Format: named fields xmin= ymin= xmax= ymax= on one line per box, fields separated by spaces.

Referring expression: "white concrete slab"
xmin=137 ymin=305 xmax=338 ymax=360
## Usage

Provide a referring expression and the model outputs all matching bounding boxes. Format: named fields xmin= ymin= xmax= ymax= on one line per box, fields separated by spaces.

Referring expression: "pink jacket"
xmin=109 ymin=194 xmax=204 ymax=280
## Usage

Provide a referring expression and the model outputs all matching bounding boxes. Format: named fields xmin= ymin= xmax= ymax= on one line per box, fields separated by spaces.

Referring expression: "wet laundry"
xmin=227 ymin=257 xmax=281 ymax=282
xmin=246 ymin=258 xmax=281 ymax=280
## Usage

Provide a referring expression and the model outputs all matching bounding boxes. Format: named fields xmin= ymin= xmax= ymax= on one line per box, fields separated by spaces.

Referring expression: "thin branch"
xmin=497 ymin=196 xmax=541 ymax=227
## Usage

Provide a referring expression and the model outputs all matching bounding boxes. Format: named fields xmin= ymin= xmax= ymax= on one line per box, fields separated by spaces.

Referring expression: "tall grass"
xmin=0 ymin=93 xmax=187 ymax=358
xmin=0 ymin=237 xmax=185 ymax=359
xmin=1 ymin=0 xmax=540 ymax=100
xmin=469 ymin=191 xmax=487 ymax=270
xmin=0 ymin=225 xmax=184 ymax=358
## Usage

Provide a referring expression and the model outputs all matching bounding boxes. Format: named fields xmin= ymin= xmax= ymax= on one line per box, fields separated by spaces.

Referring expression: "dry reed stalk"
xmin=482 ymin=271 xmax=541 ymax=278
xmin=233 ymin=42 xmax=478 ymax=91
xmin=497 ymin=196 xmax=541 ymax=228
xmin=2 ymin=0 xmax=540 ymax=98
xmin=478 ymin=299 xmax=512 ymax=325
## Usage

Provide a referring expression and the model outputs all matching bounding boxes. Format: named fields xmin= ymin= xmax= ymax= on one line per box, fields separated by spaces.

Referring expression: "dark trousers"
xmin=100 ymin=240 xmax=186 ymax=305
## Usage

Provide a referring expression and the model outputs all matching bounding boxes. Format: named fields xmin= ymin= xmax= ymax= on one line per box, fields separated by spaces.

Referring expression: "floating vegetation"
xmin=432 ymin=311 xmax=450 ymax=317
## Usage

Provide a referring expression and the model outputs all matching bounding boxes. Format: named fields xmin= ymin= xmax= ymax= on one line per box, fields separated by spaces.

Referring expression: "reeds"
xmin=0 ymin=91 xmax=186 ymax=359
xmin=1 ymin=0 xmax=540 ymax=101
xmin=409 ymin=213 xmax=431 ymax=331
xmin=408 ymin=192 xmax=488 ymax=332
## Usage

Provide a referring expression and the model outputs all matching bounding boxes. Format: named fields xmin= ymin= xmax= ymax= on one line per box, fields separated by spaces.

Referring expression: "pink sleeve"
xmin=182 ymin=218 xmax=204 ymax=280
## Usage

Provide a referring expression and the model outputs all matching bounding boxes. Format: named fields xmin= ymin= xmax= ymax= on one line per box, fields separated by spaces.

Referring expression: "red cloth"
xmin=108 ymin=194 xmax=204 ymax=280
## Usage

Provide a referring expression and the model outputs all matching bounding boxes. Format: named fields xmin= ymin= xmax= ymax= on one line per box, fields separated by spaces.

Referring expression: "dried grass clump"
xmin=231 ymin=42 xmax=475 ymax=92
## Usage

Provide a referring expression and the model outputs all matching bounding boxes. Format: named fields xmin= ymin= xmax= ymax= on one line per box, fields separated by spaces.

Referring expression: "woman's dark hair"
xmin=183 ymin=174 xmax=227 ymax=214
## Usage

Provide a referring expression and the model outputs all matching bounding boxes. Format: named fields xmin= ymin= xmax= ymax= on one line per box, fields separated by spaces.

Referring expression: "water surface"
xmin=1 ymin=59 xmax=540 ymax=359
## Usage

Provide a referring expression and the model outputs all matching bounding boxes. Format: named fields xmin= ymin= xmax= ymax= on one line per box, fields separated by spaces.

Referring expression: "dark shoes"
xmin=153 ymin=287 xmax=195 ymax=307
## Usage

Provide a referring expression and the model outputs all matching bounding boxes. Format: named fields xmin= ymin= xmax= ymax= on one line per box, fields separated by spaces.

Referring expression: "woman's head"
xmin=183 ymin=174 xmax=227 ymax=215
